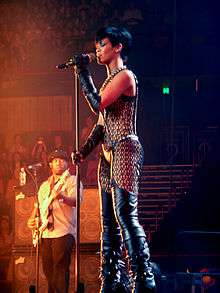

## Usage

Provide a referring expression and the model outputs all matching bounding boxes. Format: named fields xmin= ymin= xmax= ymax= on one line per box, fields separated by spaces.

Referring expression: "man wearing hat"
xmin=27 ymin=149 xmax=83 ymax=293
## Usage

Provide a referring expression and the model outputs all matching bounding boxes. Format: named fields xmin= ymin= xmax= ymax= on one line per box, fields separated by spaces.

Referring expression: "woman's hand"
xmin=72 ymin=151 xmax=84 ymax=164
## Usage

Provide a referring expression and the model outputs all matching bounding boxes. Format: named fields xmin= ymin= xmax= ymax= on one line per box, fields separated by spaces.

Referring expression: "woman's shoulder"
xmin=121 ymin=67 xmax=134 ymax=76
xmin=114 ymin=68 xmax=136 ymax=87
xmin=120 ymin=68 xmax=137 ymax=82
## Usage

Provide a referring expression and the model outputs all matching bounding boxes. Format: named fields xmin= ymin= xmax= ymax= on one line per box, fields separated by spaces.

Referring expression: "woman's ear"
xmin=114 ymin=43 xmax=123 ymax=54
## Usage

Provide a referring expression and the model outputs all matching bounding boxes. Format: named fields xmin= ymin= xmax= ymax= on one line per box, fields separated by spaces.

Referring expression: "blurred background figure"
xmin=0 ymin=151 xmax=12 ymax=198
xmin=0 ymin=215 xmax=13 ymax=287
xmin=9 ymin=134 xmax=27 ymax=163
xmin=0 ymin=215 xmax=13 ymax=256
xmin=31 ymin=136 xmax=47 ymax=162
xmin=50 ymin=133 xmax=67 ymax=153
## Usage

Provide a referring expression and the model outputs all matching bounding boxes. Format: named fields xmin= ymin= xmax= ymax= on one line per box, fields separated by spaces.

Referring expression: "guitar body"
xmin=32 ymin=169 xmax=70 ymax=246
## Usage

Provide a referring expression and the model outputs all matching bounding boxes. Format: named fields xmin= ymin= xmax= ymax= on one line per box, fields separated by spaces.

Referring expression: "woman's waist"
xmin=102 ymin=134 xmax=139 ymax=153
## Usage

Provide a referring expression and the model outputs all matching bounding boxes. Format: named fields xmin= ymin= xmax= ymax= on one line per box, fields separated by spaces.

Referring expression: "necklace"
xmin=100 ymin=66 xmax=127 ymax=93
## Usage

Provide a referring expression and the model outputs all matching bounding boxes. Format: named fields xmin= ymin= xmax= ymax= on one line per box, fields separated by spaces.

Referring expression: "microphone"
xmin=27 ymin=162 xmax=43 ymax=170
xmin=56 ymin=53 xmax=96 ymax=69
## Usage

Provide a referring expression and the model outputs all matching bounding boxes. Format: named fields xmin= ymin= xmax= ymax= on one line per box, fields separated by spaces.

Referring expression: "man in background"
xmin=27 ymin=149 xmax=83 ymax=293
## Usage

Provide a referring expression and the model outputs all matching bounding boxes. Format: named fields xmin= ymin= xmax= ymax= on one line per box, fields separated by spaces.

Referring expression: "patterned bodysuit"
xmin=98 ymin=75 xmax=144 ymax=195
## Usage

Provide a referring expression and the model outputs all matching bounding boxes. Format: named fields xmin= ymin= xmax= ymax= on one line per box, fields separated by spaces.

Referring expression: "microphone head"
xmin=56 ymin=52 xmax=96 ymax=70
xmin=27 ymin=163 xmax=43 ymax=170
xmin=56 ymin=63 xmax=68 ymax=69
xmin=87 ymin=52 xmax=96 ymax=63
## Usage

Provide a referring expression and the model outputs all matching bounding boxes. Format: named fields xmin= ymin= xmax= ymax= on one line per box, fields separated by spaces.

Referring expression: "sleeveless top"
xmin=98 ymin=73 xmax=144 ymax=194
xmin=102 ymin=73 xmax=139 ymax=152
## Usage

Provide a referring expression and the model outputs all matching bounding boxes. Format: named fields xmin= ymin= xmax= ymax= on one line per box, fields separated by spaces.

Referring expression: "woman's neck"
xmin=107 ymin=59 xmax=124 ymax=76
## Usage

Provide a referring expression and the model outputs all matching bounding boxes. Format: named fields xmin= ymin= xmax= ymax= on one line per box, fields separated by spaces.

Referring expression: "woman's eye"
xmin=99 ymin=41 xmax=106 ymax=47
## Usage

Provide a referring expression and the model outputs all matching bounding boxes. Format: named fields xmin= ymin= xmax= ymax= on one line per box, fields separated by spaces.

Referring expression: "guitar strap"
xmin=47 ymin=177 xmax=60 ymax=231
xmin=47 ymin=199 xmax=54 ymax=231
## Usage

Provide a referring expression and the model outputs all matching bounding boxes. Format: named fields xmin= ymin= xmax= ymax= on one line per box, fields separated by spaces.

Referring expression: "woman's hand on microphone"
xmin=73 ymin=54 xmax=90 ymax=73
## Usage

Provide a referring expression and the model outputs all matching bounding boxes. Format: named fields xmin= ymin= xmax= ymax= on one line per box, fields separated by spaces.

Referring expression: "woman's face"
xmin=95 ymin=38 xmax=117 ymax=65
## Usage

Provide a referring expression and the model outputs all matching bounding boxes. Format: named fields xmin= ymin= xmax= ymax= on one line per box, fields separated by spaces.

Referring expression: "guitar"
xmin=32 ymin=169 xmax=70 ymax=247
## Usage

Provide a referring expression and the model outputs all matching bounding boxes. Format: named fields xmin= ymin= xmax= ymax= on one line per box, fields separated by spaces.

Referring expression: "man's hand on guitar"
xmin=27 ymin=205 xmax=40 ymax=230
xmin=51 ymin=187 xmax=64 ymax=201
xmin=27 ymin=217 xmax=37 ymax=230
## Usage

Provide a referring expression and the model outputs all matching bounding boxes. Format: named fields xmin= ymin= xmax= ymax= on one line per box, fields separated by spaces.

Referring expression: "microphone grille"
xmin=88 ymin=52 xmax=96 ymax=63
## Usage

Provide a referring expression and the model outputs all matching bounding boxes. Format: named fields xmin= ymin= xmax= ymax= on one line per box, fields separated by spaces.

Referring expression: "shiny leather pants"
xmin=100 ymin=181 xmax=156 ymax=293
xmin=100 ymin=189 xmax=131 ymax=293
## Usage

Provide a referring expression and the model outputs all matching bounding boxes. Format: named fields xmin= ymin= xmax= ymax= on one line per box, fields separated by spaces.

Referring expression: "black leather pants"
xmin=100 ymin=189 xmax=131 ymax=293
xmin=111 ymin=181 xmax=156 ymax=292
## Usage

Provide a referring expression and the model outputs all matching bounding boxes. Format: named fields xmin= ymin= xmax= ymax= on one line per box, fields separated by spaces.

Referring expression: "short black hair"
xmin=95 ymin=26 xmax=132 ymax=62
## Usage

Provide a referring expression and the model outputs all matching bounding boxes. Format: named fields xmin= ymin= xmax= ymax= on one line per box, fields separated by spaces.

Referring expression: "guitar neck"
xmin=41 ymin=170 xmax=70 ymax=212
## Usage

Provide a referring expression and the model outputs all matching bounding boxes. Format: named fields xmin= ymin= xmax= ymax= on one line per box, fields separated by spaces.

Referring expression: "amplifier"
xmin=14 ymin=188 xmax=101 ymax=246
xmin=13 ymin=246 xmax=100 ymax=293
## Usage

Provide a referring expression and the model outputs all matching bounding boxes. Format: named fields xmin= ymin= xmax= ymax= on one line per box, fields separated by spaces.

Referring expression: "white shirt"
xmin=38 ymin=174 xmax=83 ymax=239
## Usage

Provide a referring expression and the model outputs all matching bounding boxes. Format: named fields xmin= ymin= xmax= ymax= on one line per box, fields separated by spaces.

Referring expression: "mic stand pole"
xmin=35 ymin=172 xmax=40 ymax=293
xmin=71 ymin=67 xmax=84 ymax=293
xmin=26 ymin=169 xmax=40 ymax=293
xmin=27 ymin=168 xmax=40 ymax=293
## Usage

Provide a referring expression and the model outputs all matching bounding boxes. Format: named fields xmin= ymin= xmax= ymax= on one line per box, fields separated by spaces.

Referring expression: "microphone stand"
xmin=34 ymin=169 xmax=40 ymax=293
xmin=25 ymin=168 xmax=40 ymax=293
xmin=71 ymin=67 xmax=84 ymax=293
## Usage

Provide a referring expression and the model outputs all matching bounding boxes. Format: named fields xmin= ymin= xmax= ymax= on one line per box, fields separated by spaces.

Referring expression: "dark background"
xmin=0 ymin=0 xmax=219 ymax=164
xmin=0 ymin=1 xmax=220 ymax=290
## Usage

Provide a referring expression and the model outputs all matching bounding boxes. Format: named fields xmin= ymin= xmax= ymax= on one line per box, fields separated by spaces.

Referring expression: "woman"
xmin=74 ymin=26 xmax=156 ymax=293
